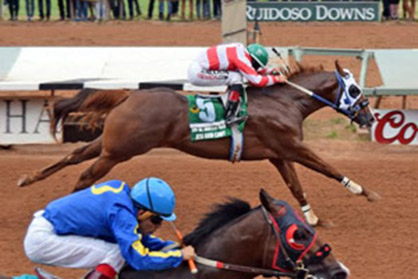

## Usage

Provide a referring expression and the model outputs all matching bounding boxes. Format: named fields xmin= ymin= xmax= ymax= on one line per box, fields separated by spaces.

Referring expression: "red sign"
xmin=372 ymin=110 xmax=418 ymax=145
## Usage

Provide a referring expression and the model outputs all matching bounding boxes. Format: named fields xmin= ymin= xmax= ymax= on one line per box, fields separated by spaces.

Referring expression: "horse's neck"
xmin=197 ymin=210 xmax=269 ymax=265
xmin=289 ymin=72 xmax=338 ymax=119
xmin=249 ymin=72 xmax=337 ymax=120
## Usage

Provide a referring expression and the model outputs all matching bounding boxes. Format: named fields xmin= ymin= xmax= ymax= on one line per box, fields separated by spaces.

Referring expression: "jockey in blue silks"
xmin=23 ymin=177 xmax=196 ymax=279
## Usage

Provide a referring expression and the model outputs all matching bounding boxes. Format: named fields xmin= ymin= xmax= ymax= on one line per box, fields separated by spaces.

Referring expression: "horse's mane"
xmin=183 ymin=198 xmax=252 ymax=247
xmin=287 ymin=63 xmax=325 ymax=81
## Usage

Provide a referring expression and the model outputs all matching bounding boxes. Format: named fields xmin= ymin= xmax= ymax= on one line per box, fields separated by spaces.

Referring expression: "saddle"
xmin=186 ymin=92 xmax=248 ymax=162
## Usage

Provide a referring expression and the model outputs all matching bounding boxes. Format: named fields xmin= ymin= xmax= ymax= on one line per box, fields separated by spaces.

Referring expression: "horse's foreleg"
xmin=17 ymin=138 xmax=102 ymax=187
xmin=290 ymin=143 xmax=380 ymax=202
xmin=270 ymin=159 xmax=320 ymax=226
xmin=73 ymin=153 xmax=128 ymax=192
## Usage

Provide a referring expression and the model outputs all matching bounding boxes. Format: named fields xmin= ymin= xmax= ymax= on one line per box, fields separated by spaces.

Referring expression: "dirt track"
xmin=0 ymin=21 xmax=417 ymax=278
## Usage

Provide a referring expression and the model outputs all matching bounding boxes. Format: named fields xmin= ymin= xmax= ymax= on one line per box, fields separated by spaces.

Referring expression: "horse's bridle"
xmin=285 ymin=71 xmax=369 ymax=122
xmin=334 ymin=70 xmax=370 ymax=122
xmin=194 ymin=206 xmax=331 ymax=279
xmin=260 ymin=206 xmax=331 ymax=279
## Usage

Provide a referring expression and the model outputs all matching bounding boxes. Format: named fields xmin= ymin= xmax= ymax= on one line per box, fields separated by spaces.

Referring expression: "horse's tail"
xmin=50 ymin=89 xmax=130 ymax=137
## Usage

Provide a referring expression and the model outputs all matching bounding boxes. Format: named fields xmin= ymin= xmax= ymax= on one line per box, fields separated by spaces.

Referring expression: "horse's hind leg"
xmin=72 ymin=153 xmax=129 ymax=192
xmin=270 ymin=159 xmax=329 ymax=226
xmin=17 ymin=138 xmax=102 ymax=187
xmin=289 ymin=142 xmax=380 ymax=202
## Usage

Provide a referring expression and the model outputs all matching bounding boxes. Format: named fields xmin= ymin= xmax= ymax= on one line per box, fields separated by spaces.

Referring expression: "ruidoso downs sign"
xmin=246 ymin=2 xmax=380 ymax=22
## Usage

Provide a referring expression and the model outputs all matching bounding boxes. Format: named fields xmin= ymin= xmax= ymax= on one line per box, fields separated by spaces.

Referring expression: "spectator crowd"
xmin=1 ymin=0 xmax=222 ymax=21
xmin=1 ymin=0 xmax=416 ymax=22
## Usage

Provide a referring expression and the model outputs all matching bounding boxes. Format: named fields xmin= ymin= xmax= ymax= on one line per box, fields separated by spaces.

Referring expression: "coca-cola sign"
xmin=371 ymin=109 xmax=418 ymax=145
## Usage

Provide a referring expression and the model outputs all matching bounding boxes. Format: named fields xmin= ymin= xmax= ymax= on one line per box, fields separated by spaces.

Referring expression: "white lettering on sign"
xmin=0 ymin=98 xmax=61 ymax=144
xmin=246 ymin=4 xmax=377 ymax=21
xmin=316 ymin=5 xmax=375 ymax=21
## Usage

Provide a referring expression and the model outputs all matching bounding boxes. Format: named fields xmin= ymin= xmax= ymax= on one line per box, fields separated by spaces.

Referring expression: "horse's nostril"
xmin=331 ymin=271 xmax=348 ymax=279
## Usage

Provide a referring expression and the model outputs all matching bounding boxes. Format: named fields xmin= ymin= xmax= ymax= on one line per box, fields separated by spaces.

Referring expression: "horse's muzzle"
xmin=331 ymin=269 xmax=348 ymax=279
xmin=357 ymin=110 xmax=375 ymax=128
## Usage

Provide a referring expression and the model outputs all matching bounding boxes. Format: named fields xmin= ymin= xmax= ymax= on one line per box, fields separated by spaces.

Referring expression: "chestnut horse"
xmin=18 ymin=61 xmax=380 ymax=225
xmin=120 ymin=189 xmax=350 ymax=279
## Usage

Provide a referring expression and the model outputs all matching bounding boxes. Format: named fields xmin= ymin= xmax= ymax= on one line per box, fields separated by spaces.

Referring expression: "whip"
xmin=169 ymin=222 xmax=198 ymax=274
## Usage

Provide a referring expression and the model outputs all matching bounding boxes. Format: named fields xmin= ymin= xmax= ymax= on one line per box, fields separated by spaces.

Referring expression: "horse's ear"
xmin=259 ymin=188 xmax=275 ymax=212
xmin=335 ymin=60 xmax=345 ymax=76
xmin=295 ymin=61 xmax=304 ymax=72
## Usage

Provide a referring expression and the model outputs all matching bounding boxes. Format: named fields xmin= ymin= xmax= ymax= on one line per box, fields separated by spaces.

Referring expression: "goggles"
xmin=150 ymin=215 xmax=163 ymax=225
xmin=137 ymin=210 xmax=164 ymax=225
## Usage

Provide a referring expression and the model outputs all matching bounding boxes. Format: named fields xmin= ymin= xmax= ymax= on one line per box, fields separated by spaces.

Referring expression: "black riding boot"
xmin=225 ymin=100 xmax=239 ymax=124
xmin=225 ymin=84 xmax=246 ymax=126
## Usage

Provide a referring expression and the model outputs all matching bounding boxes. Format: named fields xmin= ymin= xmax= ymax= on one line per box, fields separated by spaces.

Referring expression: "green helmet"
xmin=247 ymin=44 xmax=269 ymax=68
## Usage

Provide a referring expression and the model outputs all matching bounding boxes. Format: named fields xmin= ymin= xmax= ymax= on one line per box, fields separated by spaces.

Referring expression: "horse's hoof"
xmin=367 ymin=191 xmax=381 ymax=202
xmin=17 ymin=175 xmax=29 ymax=187
xmin=317 ymin=219 xmax=334 ymax=228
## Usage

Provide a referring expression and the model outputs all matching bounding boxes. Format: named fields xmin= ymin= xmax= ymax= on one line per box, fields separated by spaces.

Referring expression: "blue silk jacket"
xmin=43 ymin=180 xmax=183 ymax=271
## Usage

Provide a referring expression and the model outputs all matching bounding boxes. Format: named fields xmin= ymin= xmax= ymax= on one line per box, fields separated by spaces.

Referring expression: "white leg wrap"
xmin=341 ymin=176 xmax=363 ymax=195
xmin=301 ymin=204 xmax=319 ymax=226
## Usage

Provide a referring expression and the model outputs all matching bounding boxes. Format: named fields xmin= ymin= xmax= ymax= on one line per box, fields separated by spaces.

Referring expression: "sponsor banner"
xmin=0 ymin=98 xmax=61 ymax=144
xmin=371 ymin=109 xmax=418 ymax=145
xmin=246 ymin=2 xmax=380 ymax=22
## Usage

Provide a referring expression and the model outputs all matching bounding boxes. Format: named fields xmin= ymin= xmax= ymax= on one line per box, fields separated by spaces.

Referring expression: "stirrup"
xmin=225 ymin=115 xmax=248 ymax=126
xmin=34 ymin=267 xmax=62 ymax=279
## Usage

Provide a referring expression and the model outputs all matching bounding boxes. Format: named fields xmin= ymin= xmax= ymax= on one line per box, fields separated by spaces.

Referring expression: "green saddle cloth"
xmin=12 ymin=275 xmax=39 ymax=279
xmin=186 ymin=92 xmax=248 ymax=141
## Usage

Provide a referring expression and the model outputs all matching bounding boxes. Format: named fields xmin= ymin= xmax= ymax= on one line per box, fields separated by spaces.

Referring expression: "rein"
xmin=195 ymin=255 xmax=296 ymax=278
xmin=192 ymin=206 xmax=330 ymax=279
xmin=271 ymin=47 xmax=369 ymax=121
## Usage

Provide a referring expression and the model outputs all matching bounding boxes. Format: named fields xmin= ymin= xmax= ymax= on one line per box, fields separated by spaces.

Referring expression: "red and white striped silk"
xmin=197 ymin=43 xmax=280 ymax=87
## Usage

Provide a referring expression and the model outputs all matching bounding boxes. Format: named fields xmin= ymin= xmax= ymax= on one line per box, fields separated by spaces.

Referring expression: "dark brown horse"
xmin=120 ymin=189 xmax=350 ymax=279
xmin=18 ymin=61 xmax=380 ymax=225
xmin=1 ymin=190 xmax=349 ymax=279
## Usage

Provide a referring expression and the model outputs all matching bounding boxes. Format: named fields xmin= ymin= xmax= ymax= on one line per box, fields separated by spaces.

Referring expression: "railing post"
xmin=358 ymin=50 xmax=372 ymax=88
xmin=222 ymin=0 xmax=247 ymax=45
xmin=289 ymin=47 xmax=303 ymax=62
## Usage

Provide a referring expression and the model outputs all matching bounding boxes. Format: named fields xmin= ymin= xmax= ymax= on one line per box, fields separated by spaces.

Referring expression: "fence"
xmin=0 ymin=46 xmax=417 ymax=144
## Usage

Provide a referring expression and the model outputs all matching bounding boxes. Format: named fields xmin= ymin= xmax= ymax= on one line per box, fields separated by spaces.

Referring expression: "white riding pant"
xmin=23 ymin=210 xmax=125 ymax=272
xmin=187 ymin=61 xmax=243 ymax=86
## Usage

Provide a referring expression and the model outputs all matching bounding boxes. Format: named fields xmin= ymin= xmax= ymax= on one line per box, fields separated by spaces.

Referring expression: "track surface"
xmin=0 ymin=20 xmax=417 ymax=278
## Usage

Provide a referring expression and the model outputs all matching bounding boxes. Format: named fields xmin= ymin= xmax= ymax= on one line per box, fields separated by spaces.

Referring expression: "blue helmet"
xmin=130 ymin=177 xmax=176 ymax=221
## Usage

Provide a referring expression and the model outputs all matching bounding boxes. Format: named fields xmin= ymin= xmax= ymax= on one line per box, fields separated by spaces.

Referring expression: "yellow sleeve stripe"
xmin=132 ymin=240 xmax=182 ymax=258
xmin=91 ymin=182 xmax=126 ymax=195
xmin=132 ymin=239 xmax=150 ymax=256
xmin=149 ymin=234 xmax=164 ymax=241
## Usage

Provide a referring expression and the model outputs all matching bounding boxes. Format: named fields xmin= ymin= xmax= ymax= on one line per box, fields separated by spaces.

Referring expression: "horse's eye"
xmin=294 ymin=228 xmax=308 ymax=241
xmin=348 ymin=85 xmax=361 ymax=98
